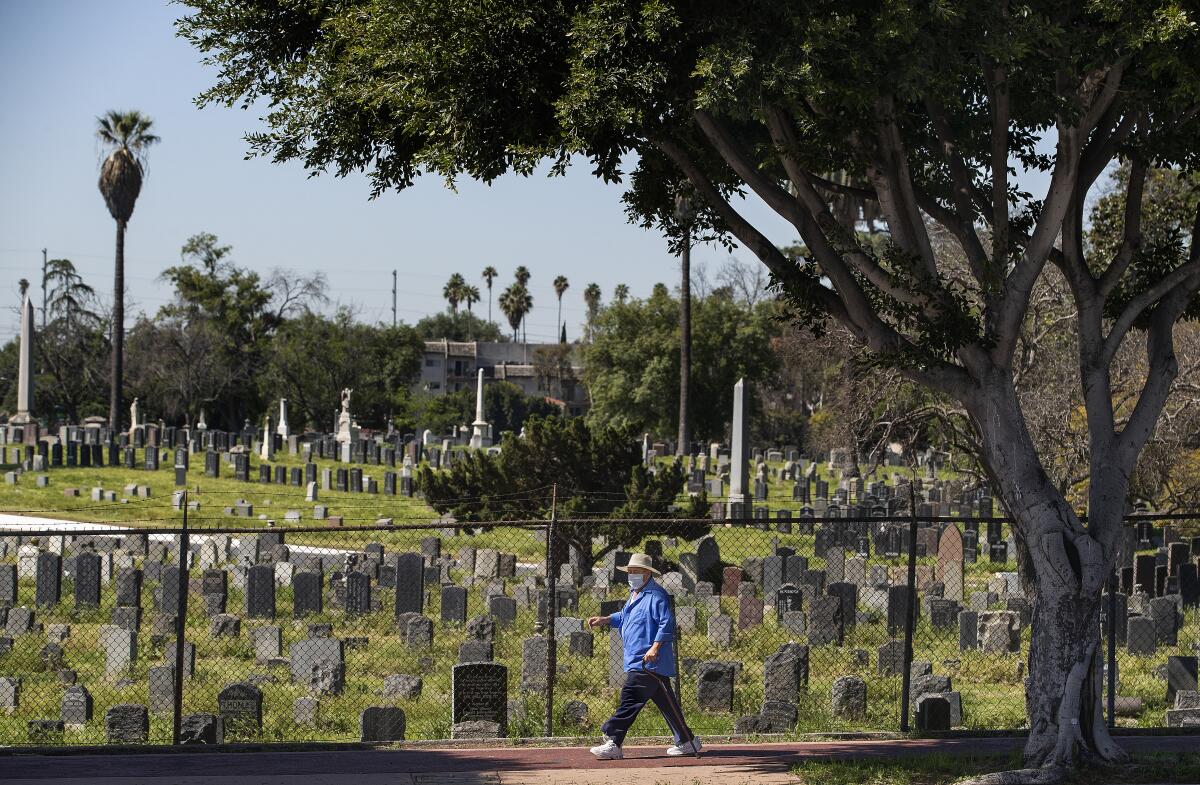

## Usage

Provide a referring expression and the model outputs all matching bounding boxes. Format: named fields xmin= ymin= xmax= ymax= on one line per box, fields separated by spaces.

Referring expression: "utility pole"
xmin=41 ymin=248 xmax=47 ymax=329
xmin=392 ymin=269 xmax=397 ymax=327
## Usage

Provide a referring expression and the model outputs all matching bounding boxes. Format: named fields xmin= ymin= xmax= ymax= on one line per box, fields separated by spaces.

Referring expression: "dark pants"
xmin=601 ymin=670 xmax=694 ymax=746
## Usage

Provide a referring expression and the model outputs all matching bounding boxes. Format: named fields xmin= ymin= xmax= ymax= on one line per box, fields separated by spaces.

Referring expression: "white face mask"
xmin=628 ymin=573 xmax=647 ymax=590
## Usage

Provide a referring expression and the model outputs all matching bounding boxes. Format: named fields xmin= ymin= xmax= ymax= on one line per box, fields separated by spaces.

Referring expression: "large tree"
xmin=584 ymin=282 xmax=778 ymax=441
xmin=179 ymin=2 xmax=1200 ymax=771
xmin=96 ymin=110 xmax=158 ymax=430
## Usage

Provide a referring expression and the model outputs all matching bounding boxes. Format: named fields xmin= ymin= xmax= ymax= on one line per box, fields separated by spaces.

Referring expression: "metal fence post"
xmin=544 ymin=484 xmax=558 ymax=737
xmin=172 ymin=490 xmax=190 ymax=745
xmin=1106 ymin=569 xmax=1117 ymax=729
xmin=899 ymin=481 xmax=919 ymax=733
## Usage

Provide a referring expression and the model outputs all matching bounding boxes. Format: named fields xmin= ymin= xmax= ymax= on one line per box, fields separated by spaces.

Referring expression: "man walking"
xmin=586 ymin=553 xmax=700 ymax=760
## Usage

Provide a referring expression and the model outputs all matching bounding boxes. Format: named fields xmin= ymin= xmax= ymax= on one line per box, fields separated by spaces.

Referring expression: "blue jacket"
xmin=609 ymin=578 xmax=676 ymax=677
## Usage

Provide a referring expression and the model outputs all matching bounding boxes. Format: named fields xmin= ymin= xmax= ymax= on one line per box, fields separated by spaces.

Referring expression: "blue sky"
xmin=1 ymin=1 xmax=1058 ymax=345
xmin=0 ymin=0 xmax=800 ymax=344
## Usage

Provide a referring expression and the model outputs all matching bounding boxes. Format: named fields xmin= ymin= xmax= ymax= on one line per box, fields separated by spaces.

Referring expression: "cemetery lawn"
xmin=790 ymin=752 xmax=1200 ymax=784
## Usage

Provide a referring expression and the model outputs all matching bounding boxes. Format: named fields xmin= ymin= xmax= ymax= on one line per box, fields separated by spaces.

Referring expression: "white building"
xmin=418 ymin=340 xmax=589 ymax=417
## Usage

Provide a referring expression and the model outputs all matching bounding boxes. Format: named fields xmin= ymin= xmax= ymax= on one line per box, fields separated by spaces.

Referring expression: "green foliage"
xmin=412 ymin=310 xmax=505 ymax=342
xmin=1090 ymin=165 xmax=1200 ymax=326
xmin=583 ymin=284 xmax=779 ymax=441
xmin=417 ymin=415 xmax=709 ymax=562
xmin=403 ymin=380 xmax=558 ymax=436
xmin=260 ymin=308 xmax=424 ymax=431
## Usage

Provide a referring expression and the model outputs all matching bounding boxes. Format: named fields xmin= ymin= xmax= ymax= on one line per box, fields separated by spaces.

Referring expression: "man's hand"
xmin=643 ymin=642 xmax=661 ymax=664
xmin=587 ymin=615 xmax=609 ymax=629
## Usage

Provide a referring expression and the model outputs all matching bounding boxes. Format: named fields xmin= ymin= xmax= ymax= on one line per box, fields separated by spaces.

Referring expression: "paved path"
xmin=3 ymin=736 xmax=1197 ymax=785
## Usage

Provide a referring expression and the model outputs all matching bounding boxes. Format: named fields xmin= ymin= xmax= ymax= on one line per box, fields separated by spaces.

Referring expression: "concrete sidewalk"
xmin=0 ymin=736 xmax=1194 ymax=785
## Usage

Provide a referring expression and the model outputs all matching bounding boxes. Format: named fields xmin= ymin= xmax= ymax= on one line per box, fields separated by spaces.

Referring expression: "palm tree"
xmin=614 ymin=283 xmax=629 ymax=303
xmin=97 ymin=109 xmax=159 ymax=430
xmin=499 ymin=283 xmax=533 ymax=359
xmin=443 ymin=273 xmax=466 ymax=313
xmin=553 ymin=275 xmax=569 ymax=342
xmin=583 ymin=283 xmax=602 ymax=341
xmin=513 ymin=266 xmax=532 ymax=344
xmin=482 ymin=265 xmax=498 ymax=321
xmin=462 ymin=284 xmax=481 ymax=339
xmin=675 ymin=191 xmax=695 ymax=457
xmin=463 ymin=284 xmax=481 ymax=316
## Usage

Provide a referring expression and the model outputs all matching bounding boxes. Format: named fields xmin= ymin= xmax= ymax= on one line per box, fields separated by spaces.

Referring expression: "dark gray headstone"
xmin=359 ymin=706 xmax=405 ymax=742
xmin=73 ymin=552 xmax=101 ymax=608
xmin=104 ymin=704 xmax=149 ymax=743
xmin=452 ymin=662 xmax=509 ymax=736
xmin=696 ymin=661 xmax=736 ymax=711
xmin=394 ymin=553 xmax=425 ymax=616
xmin=246 ymin=565 xmax=276 ymax=619
xmin=218 ymin=683 xmax=263 ymax=730
xmin=293 ymin=571 xmax=323 ymax=617
xmin=441 ymin=585 xmax=467 ymax=624
xmin=36 ymin=552 xmax=62 ymax=607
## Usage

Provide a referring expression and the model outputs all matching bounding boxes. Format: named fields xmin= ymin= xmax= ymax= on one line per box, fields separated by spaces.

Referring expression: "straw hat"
xmin=617 ymin=553 xmax=661 ymax=576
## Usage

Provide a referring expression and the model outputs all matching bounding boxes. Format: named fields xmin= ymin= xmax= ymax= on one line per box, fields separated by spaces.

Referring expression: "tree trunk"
xmin=109 ymin=219 xmax=125 ymax=431
xmin=677 ymin=238 xmax=691 ymax=456
xmin=969 ymin=376 xmax=1126 ymax=768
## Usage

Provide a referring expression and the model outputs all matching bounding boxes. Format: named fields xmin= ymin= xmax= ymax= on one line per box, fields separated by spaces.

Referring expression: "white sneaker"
xmin=590 ymin=736 xmax=624 ymax=760
xmin=667 ymin=737 xmax=701 ymax=756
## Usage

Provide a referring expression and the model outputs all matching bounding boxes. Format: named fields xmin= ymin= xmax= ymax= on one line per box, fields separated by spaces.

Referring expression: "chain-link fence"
xmin=0 ymin=508 xmax=1197 ymax=746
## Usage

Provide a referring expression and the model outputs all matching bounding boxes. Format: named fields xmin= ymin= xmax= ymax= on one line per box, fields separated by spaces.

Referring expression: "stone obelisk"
xmin=10 ymin=294 xmax=36 ymax=443
xmin=726 ymin=378 xmax=749 ymax=519
xmin=470 ymin=368 xmax=490 ymax=449
xmin=276 ymin=398 xmax=290 ymax=440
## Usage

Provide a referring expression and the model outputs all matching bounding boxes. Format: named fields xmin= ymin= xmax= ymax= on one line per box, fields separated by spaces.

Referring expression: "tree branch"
xmin=863 ymin=96 xmax=937 ymax=276
xmin=1097 ymin=159 xmax=1147 ymax=298
xmin=987 ymin=60 xmax=1010 ymax=267
xmin=1101 ymin=258 xmax=1200 ymax=365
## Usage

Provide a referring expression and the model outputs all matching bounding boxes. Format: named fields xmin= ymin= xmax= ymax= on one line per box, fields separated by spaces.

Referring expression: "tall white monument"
xmin=8 ymin=295 xmax=35 ymax=446
xmin=336 ymin=388 xmax=359 ymax=445
xmin=726 ymin=378 xmax=749 ymax=518
xmin=260 ymin=413 xmax=275 ymax=461
xmin=276 ymin=398 xmax=290 ymax=440
xmin=470 ymin=368 xmax=490 ymax=449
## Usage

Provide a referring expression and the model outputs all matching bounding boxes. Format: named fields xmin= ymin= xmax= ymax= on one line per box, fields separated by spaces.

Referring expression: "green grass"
xmin=790 ymin=753 xmax=1200 ymax=785
xmin=0 ymin=454 xmax=1195 ymax=745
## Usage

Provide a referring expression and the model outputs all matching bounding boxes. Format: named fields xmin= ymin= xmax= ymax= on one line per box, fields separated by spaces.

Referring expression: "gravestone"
xmin=764 ymin=643 xmax=809 ymax=701
xmin=61 ymin=685 xmax=93 ymax=728
xmin=180 ymin=713 xmax=223 ymax=744
xmin=293 ymin=571 xmax=323 ymax=617
xmin=74 ymin=552 xmax=101 ymax=608
xmin=708 ymin=614 xmax=733 ymax=647
xmin=218 ymin=683 xmax=263 ymax=731
xmin=937 ymin=525 xmax=964 ymax=602
xmin=360 ymin=707 xmax=406 ymax=742
xmin=105 ymin=704 xmax=149 ymax=743
xmin=520 ymin=636 xmax=552 ymax=694
xmin=808 ymin=596 xmax=844 ymax=646
xmin=290 ymin=637 xmax=345 ymax=695
xmin=394 ymin=553 xmax=425 ymax=615
xmin=916 ymin=694 xmax=952 ymax=731
xmin=36 ymin=552 xmax=62 ymax=606
xmin=452 ymin=662 xmax=509 ymax=736
xmin=696 ymin=661 xmax=736 ymax=711
xmin=345 ymin=571 xmax=371 ymax=615
xmin=441 ymin=586 xmax=468 ymax=624
xmin=246 ymin=565 xmax=276 ymax=619
xmin=149 ymin=665 xmax=176 ymax=714
xmin=99 ymin=625 xmax=137 ymax=679
xmin=1167 ymin=656 xmax=1198 ymax=706
xmin=831 ymin=676 xmax=866 ymax=719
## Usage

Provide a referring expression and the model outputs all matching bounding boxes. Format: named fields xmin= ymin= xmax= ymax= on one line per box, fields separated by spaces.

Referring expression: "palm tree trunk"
xmin=677 ymin=237 xmax=691 ymax=456
xmin=556 ymin=299 xmax=562 ymax=342
xmin=109 ymin=219 xmax=126 ymax=431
